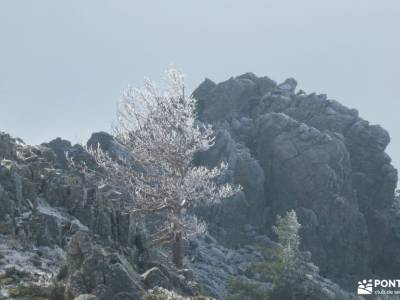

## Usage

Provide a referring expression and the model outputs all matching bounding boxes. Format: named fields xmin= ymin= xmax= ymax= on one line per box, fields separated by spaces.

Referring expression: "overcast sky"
xmin=0 ymin=0 xmax=399 ymax=174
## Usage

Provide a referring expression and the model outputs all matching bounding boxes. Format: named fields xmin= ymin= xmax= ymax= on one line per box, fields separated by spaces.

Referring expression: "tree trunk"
xmin=172 ymin=231 xmax=183 ymax=268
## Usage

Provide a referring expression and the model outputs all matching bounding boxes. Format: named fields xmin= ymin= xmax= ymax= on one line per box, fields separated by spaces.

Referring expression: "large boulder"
xmin=0 ymin=132 xmax=20 ymax=161
xmin=253 ymin=112 xmax=370 ymax=282
xmin=65 ymin=232 xmax=144 ymax=300
xmin=87 ymin=131 xmax=133 ymax=163
xmin=42 ymin=137 xmax=95 ymax=169
xmin=193 ymin=73 xmax=398 ymax=287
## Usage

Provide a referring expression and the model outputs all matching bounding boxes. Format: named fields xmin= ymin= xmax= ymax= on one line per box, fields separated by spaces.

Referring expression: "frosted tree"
xmin=92 ymin=68 xmax=241 ymax=268
xmin=272 ymin=209 xmax=301 ymax=270
xmin=228 ymin=210 xmax=302 ymax=299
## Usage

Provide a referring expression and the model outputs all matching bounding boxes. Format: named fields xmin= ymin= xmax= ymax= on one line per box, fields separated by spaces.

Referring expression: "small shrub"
xmin=226 ymin=210 xmax=302 ymax=300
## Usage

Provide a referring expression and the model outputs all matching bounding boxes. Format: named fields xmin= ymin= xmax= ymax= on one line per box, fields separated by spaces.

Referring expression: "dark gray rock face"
xmin=0 ymin=133 xmax=147 ymax=299
xmin=193 ymin=73 xmax=398 ymax=286
xmin=195 ymin=130 xmax=268 ymax=246
xmin=42 ymin=137 xmax=95 ymax=169
xmin=87 ymin=131 xmax=133 ymax=163
xmin=0 ymin=132 xmax=204 ymax=299
xmin=64 ymin=232 xmax=144 ymax=300
xmin=0 ymin=132 xmax=20 ymax=161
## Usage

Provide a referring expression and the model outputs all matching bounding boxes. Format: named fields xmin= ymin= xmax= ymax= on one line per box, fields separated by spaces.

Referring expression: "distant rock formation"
xmin=193 ymin=72 xmax=398 ymax=287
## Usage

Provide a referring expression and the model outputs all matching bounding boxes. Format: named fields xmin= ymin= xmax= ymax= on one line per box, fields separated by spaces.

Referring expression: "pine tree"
xmin=272 ymin=209 xmax=301 ymax=272
xmin=227 ymin=210 xmax=302 ymax=300
xmin=90 ymin=68 xmax=241 ymax=268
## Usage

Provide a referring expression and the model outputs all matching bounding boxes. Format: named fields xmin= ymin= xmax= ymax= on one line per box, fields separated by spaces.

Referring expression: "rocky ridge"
xmin=0 ymin=72 xmax=399 ymax=299
xmin=0 ymin=134 xmax=200 ymax=299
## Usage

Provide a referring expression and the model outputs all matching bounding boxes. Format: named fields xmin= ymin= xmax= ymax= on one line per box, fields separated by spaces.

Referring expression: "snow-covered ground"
xmin=0 ymin=234 xmax=65 ymax=299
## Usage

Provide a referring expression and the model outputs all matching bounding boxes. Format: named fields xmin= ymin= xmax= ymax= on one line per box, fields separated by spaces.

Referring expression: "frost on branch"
xmin=272 ymin=210 xmax=301 ymax=269
xmin=89 ymin=67 xmax=241 ymax=267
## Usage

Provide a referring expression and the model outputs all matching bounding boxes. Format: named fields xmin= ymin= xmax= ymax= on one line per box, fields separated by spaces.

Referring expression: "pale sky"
xmin=0 ymin=0 xmax=399 ymax=174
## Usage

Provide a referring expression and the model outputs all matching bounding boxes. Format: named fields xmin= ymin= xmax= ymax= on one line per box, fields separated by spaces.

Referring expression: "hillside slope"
xmin=1 ymin=73 xmax=399 ymax=299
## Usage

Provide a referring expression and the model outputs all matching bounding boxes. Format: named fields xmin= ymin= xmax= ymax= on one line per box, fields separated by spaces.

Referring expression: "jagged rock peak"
xmin=193 ymin=72 xmax=398 ymax=288
xmin=278 ymin=77 xmax=297 ymax=92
